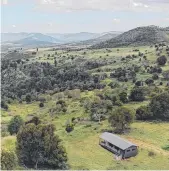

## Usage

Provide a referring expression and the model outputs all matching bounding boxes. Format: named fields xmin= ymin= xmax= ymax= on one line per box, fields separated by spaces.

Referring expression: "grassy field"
xmin=1 ymin=94 xmax=169 ymax=170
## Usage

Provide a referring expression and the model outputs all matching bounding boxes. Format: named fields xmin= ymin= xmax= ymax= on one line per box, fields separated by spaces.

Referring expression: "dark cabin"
xmin=99 ymin=132 xmax=138 ymax=159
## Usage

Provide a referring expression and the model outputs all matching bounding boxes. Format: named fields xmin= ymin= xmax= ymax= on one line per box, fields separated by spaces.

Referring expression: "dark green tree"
xmin=136 ymin=105 xmax=152 ymax=120
xmin=129 ymin=87 xmax=145 ymax=101
xmin=157 ymin=55 xmax=167 ymax=66
xmin=16 ymin=122 xmax=68 ymax=169
xmin=25 ymin=94 xmax=32 ymax=103
xmin=8 ymin=115 xmax=23 ymax=135
xmin=119 ymin=91 xmax=128 ymax=103
xmin=1 ymin=100 xmax=8 ymax=110
xmin=54 ymin=59 xmax=57 ymax=67
xmin=149 ymin=93 xmax=169 ymax=120
xmin=108 ymin=107 xmax=135 ymax=132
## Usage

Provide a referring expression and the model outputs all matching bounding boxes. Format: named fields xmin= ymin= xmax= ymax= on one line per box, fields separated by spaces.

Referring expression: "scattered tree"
xmin=157 ymin=55 xmax=167 ymax=66
xmin=108 ymin=107 xmax=135 ymax=133
xmin=8 ymin=115 xmax=23 ymax=135
xmin=16 ymin=121 xmax=68 ymax=169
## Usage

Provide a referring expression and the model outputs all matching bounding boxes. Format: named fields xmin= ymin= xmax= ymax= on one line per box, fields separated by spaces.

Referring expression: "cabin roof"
xmin=100 ymin=132 xmax=137 ymax=150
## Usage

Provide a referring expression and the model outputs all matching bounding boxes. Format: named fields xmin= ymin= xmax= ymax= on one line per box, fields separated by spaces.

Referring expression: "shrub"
xmin=136 ymin=106 xmax=152 ymax=120
xmin=129 ymin=87 xmax=145 ymax=102
xmin=119 ymin=92 xmax=128 ymax=103
xmin=145 ymin=78 xmax=154 ymax=85
xmin=8 ymin=115 xmax=23 ymax=135
xmin=1 ymin=148 xmax=17 ymax=170
xmin=39 ymin=102 xmax=44 ymax=108
xmin=1 ymin=101 xmax=8 ymax=110
xmin=152 ymin=73 xmax=159 ymax=80
xmin=62 ymin=108 xmax=67 ymax=113
xmin=157 ymin=55 xmax=167 ymax=65
xmin=65 ymin=123 xmax=74 ymax=133
xmin=25 ymin=94 xmax=32 ymax=103
xmin=135 ymin=81 xmax=143 ymax=86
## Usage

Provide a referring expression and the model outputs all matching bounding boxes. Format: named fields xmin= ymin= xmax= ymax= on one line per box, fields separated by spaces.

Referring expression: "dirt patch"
xmin=126 ymin=136 xmax=169 ymax=156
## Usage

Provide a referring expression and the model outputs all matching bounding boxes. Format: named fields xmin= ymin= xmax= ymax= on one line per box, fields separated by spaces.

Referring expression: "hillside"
xmin=76 ymin=32 xmax=121 ymax=45
xmin=92 ymin=26 xmax=169 ymax=49
xmin=14 ymin=33 xmax=62 ymax=45
xmin=1 ymin=43 xmax=169 ymax=170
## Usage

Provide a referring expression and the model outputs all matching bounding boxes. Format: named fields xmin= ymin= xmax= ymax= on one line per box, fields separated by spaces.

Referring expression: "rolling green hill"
xmin=92 ymin=26 xmax=169 ymax=49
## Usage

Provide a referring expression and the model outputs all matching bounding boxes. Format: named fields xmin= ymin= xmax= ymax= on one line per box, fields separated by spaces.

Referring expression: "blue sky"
xmin=1 ymin=0 xmax=169 ymax=33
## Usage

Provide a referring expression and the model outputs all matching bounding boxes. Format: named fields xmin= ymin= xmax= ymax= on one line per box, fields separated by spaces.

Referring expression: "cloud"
xmin=33 ymin=0 xmax=169 ymax=12
xmin=113 ymin=18 xmax=120 ymax=23
xmin=12 ymin=25 xmax=16 ymax=28
xmin=48 ymin=22 xmax=53 ymax=27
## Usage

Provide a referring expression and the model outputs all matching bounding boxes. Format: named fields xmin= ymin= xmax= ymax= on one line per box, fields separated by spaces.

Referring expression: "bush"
xmin=119 ymin=92 xmax=128 ymax=103
xmin=39 ymin=102 xmax=44 ymax=108
xmin=157 ymin=55 xmax=167 ymax=65
xmin=152 ymin=73 xmax=159 ymax=80
xmin=8 ymin=115 xmax=23 ymax=135
xmin=136 ymin=106 xmax=152 ymax=120
xmin=1 ymin=148 xmax=17 ymax=170
xmin=25 ymin=94 xmax=32 ymax=103
xmin=145 ymin=78 xmax=154 ymax=85
xmin=65 ymin=123 xmax=74 ymax=133
xmin=129 ymin=87 xmax=145 ymax=102
xmin=135 ymin=81 xmax=143 ymax=86
xmin=1 ymin=100 xmax=8 ymax=110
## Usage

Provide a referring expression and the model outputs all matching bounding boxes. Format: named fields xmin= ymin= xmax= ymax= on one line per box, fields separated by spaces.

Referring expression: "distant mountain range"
xmin=1 ymin=31 xmax=122 ymax=48
xmin=92 ymin=26 xmax=169 ymax=49
xmin=1 ymin=26 xmax=169 ymax=50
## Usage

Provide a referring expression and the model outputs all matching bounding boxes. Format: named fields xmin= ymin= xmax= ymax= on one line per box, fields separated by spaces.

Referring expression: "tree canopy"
xmin=16 ymin=121 xmax=68 ymax=169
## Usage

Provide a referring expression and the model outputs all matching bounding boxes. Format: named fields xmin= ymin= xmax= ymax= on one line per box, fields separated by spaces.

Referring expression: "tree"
xmin=1 ymin=100 xmax=8 ymax=110
xmin=119 ymin=91 xmax=128 ymax=103
xmin=39 ymin=102 xmax=44 ymax=108
xmin=157 ymin=55 xmax=167 ymax=66
xmin=129 ymin=87 xmax=145 ymax=101
xmin=16 ymin=122 xmax=68 ymax=169
xmin=25 ymin=94 xmax=32 ymax=103
xmin=108 ymin=107 xmax=135 ymax=132
xmin=162 ymin=71 xmax=169 ymax=80
xmin=54 ymin=59 xmax=57 ymax=67
xmin=149 ymin=93 xmax=169 ymax=120
xmin=152 ymin=73 xmax=159 ymax=80
xmin=145 ymin=78 xmax=154 ymax=85
xmin=90 ymin=99 xmax=112 ymax=122
xmin=136 ymin=106 xmax=152 ymax=120
xmin=8 ymin=115 xmax=23 ymax=135
xmin=1 ymin=148 xmax=17 ymax=170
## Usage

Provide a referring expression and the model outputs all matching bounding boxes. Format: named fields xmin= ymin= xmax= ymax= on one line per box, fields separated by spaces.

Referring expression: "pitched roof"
xmin=100 ymin=132 xmax=137 ymax=150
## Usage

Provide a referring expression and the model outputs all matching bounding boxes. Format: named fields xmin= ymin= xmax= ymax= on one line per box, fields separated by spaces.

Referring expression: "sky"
xmin=1 ymin=0 xmax=169 ymax=33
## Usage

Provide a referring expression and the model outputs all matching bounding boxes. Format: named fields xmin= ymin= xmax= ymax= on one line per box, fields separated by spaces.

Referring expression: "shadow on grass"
xmin=162 ymin=145 xmax=169 ymax=151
